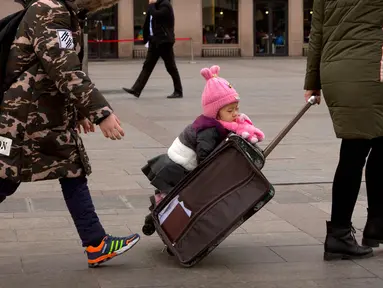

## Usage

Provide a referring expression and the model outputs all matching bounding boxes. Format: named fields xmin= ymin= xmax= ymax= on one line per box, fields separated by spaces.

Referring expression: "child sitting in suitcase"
xmin=141 ymin=65 xmax=265 ymax=235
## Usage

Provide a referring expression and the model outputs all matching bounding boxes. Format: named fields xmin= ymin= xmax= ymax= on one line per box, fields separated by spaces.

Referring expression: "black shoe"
xmin=324 ymin=221 xmax=373 ymax=261
xmin=362 ymin=209 xmax=383 ymax=247
xmin=142 ymin=213 xmax=156 ymax=236
xmin=167 ymin=92 xmax=183 ymax=99
xmin=122 ymin=87 xmax=140 ymax=98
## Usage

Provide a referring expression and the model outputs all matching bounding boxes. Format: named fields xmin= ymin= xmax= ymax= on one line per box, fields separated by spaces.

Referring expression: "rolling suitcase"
xmin=151 ymin=96 xmax=319 ymax=267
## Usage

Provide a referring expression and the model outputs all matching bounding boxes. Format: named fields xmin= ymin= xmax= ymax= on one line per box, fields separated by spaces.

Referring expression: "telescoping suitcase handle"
xmin=263 ymin=96 xmax=319 ymax=158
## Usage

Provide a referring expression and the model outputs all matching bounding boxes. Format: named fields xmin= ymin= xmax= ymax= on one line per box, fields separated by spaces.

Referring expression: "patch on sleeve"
xmin=56 ymin=29 xmax=74 ymax=49
xmin=0 ymin=136 xmax=12 ymax=156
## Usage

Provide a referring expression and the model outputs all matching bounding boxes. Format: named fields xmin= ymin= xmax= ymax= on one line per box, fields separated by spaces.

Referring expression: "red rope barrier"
xmin=88 ymin=38 xmax=191 ymax=43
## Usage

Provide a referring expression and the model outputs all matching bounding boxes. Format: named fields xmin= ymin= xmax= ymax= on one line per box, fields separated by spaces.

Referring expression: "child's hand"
xmin=76 ymin=118 xmax=95 ymax=134
xmin=99 ymin=114 xmax=125 ymax=140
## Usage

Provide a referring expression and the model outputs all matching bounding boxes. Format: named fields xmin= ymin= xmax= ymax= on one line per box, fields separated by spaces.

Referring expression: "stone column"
xmin=288 ymin=0 xmax=304 ymax=56
xmin=172 ymin=0 xmax=203 ymax=58
xmin=239 ymin=0 xmax=254 ymax=57
xmin=118 ymin=0 xmax=134 ymax=58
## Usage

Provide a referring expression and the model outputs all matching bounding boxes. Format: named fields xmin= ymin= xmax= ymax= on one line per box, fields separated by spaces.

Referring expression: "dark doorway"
xmin=254 ymin=0 xmax=288 ymax=56
xmin=87 ymin=5 xmax=119 ymax=59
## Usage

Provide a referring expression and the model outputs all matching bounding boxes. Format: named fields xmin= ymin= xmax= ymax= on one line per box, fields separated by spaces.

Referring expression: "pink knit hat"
xmin=200 ymin=65 xmax=239 ymax=118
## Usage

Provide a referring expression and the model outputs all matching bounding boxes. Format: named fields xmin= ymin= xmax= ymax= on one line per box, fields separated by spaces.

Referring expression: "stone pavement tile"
xmin=94 ymin=265 xmax=238 ymax=288
xmin=138 ymin=148 xmax=168 ymax=159
xmin=119 ymin=194 xmax=154 ymax=209
xmin=98 ymin=214 xmax=140 ymax=227
xmin=0 ymin=241 xmax=81 ymax=257
xmin=262 ymin=170 xmax=306 ymax=184
xmin=16 ymin=227 xmax=78 ymax=242
xmin=301 ymin=189 xmax=333 ymax=202
xmin=0 ymin=213 xmax=14 ymax=219
xmin=116 ymin=208 xmax=152 ymax=216
xmin=15 ymin=181 xmax=61 ymax=194
xmin=272 ymin=190 xmax=319 ymax=204
xmin=13 ymin=211 xmax=70 ymax=218
xmin=124 ymin=166 xmax=145 ymax=175
xmin=0 ymin=271 xmax=98 ymax=288
xmin=266 ymin=203 xmax=330 ymax=222
xmin=219 ymin=232 xmax=321 ymax=247
xmin=102 ymin=225 xmax=138 ymax=239
xmin=0 ymin=256 xmax=22 ymax=275
xmin=151 ymin=280 xmax=320 ymax=288
xmin=21 ymin=254 xmax=89 ymax=273
xmin=0 ymin=199 xmax=28 ymax=213
xmin=100 ymin=188 xmax=153 ymax=196
xmin=128 ymin=175 xmax=152 ymax=189
xmin=241 ymin=220 xmax=300 ymax=234
xmin=0 ymin=229 xmax=17 ymax=242
xmin=226 ymin=261 xmax=376 ymax=283
xmin=31 ymin=198 xmax=67 ymax=211
xmin=0 ymin=217 xmax=70 ymax=229
xmin=280 ymin=217 xmax=327 ymax=238
xmin=354 ymin=252 xmax=383 ymax=278
xmin=12 ymin=209 xmax=117 ymax=219
xmin=270 ymin=245 xmax=324 ymax=262
xmin=352 ymin=217 xmax=368 ymax=231
xmin=92 ymin=196 xmax=130 ymax=210
xmin=100 ymin=211 xmax=147 ymax=226
xmin=313 ymin=278 xmax=383 ymax=288
xmin=89 ymin=177 xmax=142 ymax=191
xmin=245 ymin=208 xmax=281 ymax=222
xmin=144 ymin=284 xmax=248 ymax=288
xmin=310 ymin=202 xmax=367 ymax=217
xmin=200 ymin=246 xmax=285 ymax=265
xmin=275 ymin=184 xmax=325 ymax=193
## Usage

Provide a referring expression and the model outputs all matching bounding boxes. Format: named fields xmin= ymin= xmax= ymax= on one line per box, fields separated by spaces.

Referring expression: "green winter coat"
xmin=304 ymin=0 xmax=383 ymax=139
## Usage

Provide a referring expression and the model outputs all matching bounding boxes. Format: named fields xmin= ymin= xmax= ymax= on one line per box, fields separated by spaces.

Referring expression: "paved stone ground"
xmin=1 ymin=58 xmax=382 ymax=288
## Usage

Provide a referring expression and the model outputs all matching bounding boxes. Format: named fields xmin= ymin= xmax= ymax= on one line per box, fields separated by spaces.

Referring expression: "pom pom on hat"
xmin=200 ymin=65 xmax=221 ymax=81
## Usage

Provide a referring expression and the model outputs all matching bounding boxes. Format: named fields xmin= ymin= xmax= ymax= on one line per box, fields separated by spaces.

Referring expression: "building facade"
xmin=2 ymin=0 xmax=313 ymax=59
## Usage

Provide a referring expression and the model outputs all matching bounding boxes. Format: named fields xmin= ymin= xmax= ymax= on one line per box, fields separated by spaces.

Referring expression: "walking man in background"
xmin=123 ymin=0 xmax=183 ymax=99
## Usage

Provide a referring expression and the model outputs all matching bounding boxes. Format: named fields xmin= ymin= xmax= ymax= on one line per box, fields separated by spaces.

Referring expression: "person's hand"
xmin=99 ymin=114 xmax=125 ymax=140
xmin=76 ymin=118 xmax=95 ymax=134
xmin=149 ymin=0 xmax=157 ymax=3
xmin=304 ymin=90 xmax=321 ymax=104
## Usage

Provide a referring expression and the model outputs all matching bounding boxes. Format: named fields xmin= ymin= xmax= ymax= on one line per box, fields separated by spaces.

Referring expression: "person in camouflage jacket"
xmin=0 ymin=0 xmax=140 ymax=268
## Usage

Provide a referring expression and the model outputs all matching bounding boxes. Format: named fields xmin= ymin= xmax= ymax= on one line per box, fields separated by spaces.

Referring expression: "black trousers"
xmin=132 ymin=42 xmax=183 ymax=94
xmin=331 ymin=137 xmax=383 ymax=226
xmin=0 ymin=176 xmax=106 ymax=247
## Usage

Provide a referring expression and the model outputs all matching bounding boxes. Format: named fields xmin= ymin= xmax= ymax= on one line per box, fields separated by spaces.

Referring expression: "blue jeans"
xmin=0 ymin=177 xmax=106 ymax=247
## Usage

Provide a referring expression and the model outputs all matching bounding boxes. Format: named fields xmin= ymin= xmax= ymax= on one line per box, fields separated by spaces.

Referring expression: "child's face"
xmin=217 ymin=103 xmax=239 ymax=122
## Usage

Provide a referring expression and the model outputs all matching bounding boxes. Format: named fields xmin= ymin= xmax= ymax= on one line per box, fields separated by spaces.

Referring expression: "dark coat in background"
xmin=143 ymin=0 xmax=175 ymax=46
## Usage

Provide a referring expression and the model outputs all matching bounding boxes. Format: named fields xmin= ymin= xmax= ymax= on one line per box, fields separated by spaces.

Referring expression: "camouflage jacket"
xmin=0 ymin=0 xmax=113 ymax=182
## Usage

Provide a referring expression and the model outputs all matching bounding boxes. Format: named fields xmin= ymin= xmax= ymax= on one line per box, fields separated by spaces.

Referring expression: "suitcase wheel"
xmin=142 ymin=214 xmax=156 ymax=236
xmin=142 ymin=224 xmax=156 ymax=236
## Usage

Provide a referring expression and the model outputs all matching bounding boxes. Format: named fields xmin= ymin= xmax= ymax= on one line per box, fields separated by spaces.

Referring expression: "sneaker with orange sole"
xmin=85 ymin=234 xmax=140 ymax=268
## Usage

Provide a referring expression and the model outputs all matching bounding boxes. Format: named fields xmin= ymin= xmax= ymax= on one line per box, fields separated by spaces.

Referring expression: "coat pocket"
xmin=69 ymin=129 xmax=92 ymax=175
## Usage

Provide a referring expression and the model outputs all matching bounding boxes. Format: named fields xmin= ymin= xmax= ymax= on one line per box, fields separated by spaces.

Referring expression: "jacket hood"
xmin=74 ymin=0 xmax=119 ymax=12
